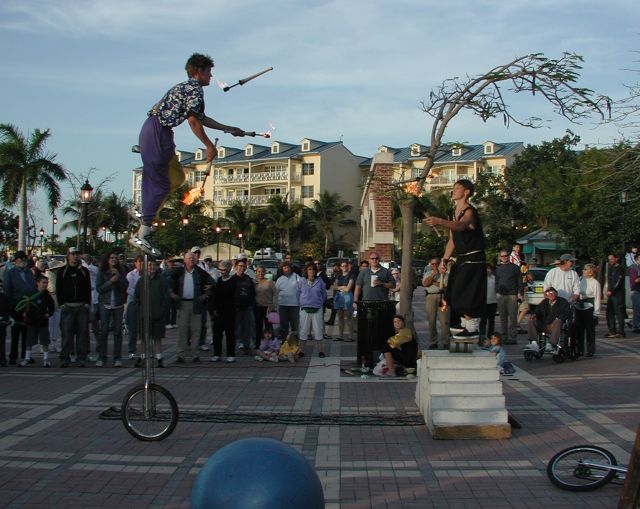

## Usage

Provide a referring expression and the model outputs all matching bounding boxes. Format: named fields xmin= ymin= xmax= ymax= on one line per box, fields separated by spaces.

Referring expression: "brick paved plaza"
xmin=0 ymin=290 xmax=637 ymax=508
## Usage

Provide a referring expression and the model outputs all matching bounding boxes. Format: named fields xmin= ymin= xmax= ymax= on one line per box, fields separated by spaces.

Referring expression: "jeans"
xmin=99 ymin=304 xmax=124 ymax=362
xmin=177 ymin=305 xmax=202 ymax=359
xmin=606 ymin=292 xmax=625 ymax=335
xmin=278 ymin=305 xmax=300 ymax=340
xmin=235 ymin=308 xmax=256 ymax=350
xmin=125 ymin=302 xmax=138 ymax=355
xmin=497 ymin=294 xmax=519 ymax=343
xmin=60 ymin=305 xmax=90 ymax=362
xmin=425 ymin=293 xmax=450 ymax=348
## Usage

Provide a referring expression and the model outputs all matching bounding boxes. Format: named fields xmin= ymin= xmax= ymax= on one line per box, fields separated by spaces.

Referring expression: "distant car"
xmin=525 ymin=267 xmax=549 ymax=307
xmin=253 ymin=258 xmax=280 ymax=280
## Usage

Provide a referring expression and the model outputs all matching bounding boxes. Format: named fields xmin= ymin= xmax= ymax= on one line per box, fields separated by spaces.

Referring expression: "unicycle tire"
xmin=547 ymin=445 xmax=617 ymax=491
xmin=121 ymin=383 xmax=178 ymax=441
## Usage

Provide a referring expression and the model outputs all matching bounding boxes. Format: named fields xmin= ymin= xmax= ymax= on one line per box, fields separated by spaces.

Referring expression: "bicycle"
xmin=121 ymin=254 xmax=179 ymax=441
xmin=547 ymin=444 xmax=627 ymax=491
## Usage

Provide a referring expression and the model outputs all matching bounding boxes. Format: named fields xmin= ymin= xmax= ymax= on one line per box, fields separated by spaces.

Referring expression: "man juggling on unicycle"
xmin=132 ymin=53 xmax=246 ymax=255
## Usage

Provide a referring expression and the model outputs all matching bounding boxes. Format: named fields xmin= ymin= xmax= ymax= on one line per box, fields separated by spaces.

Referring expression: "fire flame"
xmin=181 ymin=187 xmax=203 ymax=205
xmin=217 ymin=80 xmax=229 ymax=90
xmin=403 ymin=181 xmax=424 ymax=198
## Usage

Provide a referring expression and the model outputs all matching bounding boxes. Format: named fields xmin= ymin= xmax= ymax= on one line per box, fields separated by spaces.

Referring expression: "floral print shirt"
xmin=148 ymin=78 xmax=205 ymax=128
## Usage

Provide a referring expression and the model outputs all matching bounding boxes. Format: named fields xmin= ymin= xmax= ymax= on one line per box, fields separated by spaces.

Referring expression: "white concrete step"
xmin=429 ymin=382 xmax=503 ymax=396
xmin=428 ymin=368 xmax=499 ymax=383
xmin=422 ymin=351 xmax=497 ymax=369
xmin=433 ymin=409 xmax=509 ymax=425
xmin=431 ymin=395 xmax=505 ymax=410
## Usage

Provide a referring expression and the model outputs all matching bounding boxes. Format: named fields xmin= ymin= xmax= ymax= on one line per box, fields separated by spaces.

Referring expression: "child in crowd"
xmin=482 ymin=332 xmax=506 ymax=367
xmin=255 ymin=327 xmax=281 ymax=362
xmin=134 ymin=259 xmax=171 ymax=368
xmin=279 ymin=331 xmax=302 ymax=363
xmin=19 ymin=275 xmax=55 ymax=367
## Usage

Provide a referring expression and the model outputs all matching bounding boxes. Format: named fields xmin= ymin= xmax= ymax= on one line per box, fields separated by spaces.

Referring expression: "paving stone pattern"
xmin=0 ymin=290 xmax=637 ymax=508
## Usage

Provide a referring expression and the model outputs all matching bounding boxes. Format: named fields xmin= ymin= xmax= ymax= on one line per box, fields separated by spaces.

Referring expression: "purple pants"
xmin=139 ymin=116 xmax=175 ymax=224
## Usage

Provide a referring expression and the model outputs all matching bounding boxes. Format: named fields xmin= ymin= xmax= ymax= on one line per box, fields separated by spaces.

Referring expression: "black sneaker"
xmin=176 ymin=357 xmax=185 ymax=364
xmin=318 ymin=352 xmax=326 ymax=358
xmin=157 ymin=358 xmax=164 ymax=368
xmin=452 ymin=329 xmax=479 ymax=339
xmin=193 ymin=357 xmax=201 ymax=363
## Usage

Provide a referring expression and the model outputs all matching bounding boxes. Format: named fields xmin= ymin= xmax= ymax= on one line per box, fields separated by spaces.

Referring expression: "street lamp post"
xmin=39 ymin=228 xmax=44 ymax=256
xmin=80 ymin=179 xmax=93 ymax=253
xmin=238 ymin=232 xmax=244 ymax=252
xmin=182 ymin=217 xmax=189 ymax=251
xmin=52 ymin=213 xmax=57 ymax=252
xmin=215 ymin=225 xmax=221 ymax=263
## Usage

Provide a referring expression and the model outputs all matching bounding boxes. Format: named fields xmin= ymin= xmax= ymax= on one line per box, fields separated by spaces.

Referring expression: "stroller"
xmin=523 ymin=303 xmax=579 ymax=363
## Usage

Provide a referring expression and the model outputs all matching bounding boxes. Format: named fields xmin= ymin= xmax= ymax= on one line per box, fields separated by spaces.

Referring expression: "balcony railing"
xmin=250 ymin=170 xmax=288 ymax=182
xmin=214 ymin=195 xmax=302 ymax=206
xmin=214 ymin=171 xmax=301 ymax=184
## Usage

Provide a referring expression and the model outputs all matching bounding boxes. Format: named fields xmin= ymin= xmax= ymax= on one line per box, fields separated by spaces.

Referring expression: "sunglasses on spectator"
xmin=370 ymin=257 xmax=379 ymax=260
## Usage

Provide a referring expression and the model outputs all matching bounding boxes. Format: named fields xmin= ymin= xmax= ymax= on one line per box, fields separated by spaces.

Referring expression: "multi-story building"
xmin=132 ymin=139 xmax=366 ymax=248
xmin=358 ymin=141 xmax=524 ymax=259
xmin=183 ymin=138 xmax=366 ymax=222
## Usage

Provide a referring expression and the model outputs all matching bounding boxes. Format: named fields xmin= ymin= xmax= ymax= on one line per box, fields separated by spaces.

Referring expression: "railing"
xmin=250 ymin=170 xmax=288 ymax=182
xmin=214 ymin=195 xmax=302 ymax=206
xmin=214 ymin=175 xmax=250 ymax=184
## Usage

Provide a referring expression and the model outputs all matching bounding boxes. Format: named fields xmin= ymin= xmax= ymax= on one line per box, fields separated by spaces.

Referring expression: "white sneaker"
xmin=524 ymin=341 xmax=539 ymax=351
xmin=114 ymin=360 xmax=122 ymax=367
xmin=210 ymin=355 xmax=220 ymax=362
xmin=95 ymin=360 xmax=104 ymax=367
xmin=18 ymin=359 xmax=29 ymax=367
xmin=199 ymin=345 xmax=210 ymax=351
xmin=254 ymin=355 xmax=264 ymax=361
xmin=87 ymin=353 xmax=98 ymax=362
xmin=225 ymin=356 xmax=235 ymax=363
xmin=544 ymin=342 xmax=554 ymax=353
xmin=128 ymin=353 xmax=136 ymax=360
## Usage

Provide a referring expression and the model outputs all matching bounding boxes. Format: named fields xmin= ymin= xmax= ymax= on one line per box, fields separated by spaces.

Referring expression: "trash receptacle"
xmin=357 ymin=301 xmax=396 ymax=367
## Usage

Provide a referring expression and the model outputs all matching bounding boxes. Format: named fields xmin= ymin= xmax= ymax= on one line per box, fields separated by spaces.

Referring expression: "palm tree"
xmin=99 ymin=192 xmax=130 ymax=244
xmin=0 ymin=124 xmax=66 ymax=250
xmin=265 ymin=195 xmax=304 ymax=252
xmin=223 ymin=201 xmax=256 ymax=246
xmin=308 ymin=191 xmax=357 ymax=257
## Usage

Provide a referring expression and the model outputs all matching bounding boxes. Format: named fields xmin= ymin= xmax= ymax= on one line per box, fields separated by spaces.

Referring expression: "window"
xmin=410 ymin=144 xmax=422 ymax=157
xmin=484 ymin=142 xmax=494 ymax=155
xmin=227 ymin=168 xmax=234 ymax=176
xmin=301 ymin=140 xmax=310 ymax=151
xmin=245 ymin=145 xmax=253 ymax=157
xmin=452 ymin=147 xmax=462 ymax=157
xmin=302 ymin=163 xmax=315 ymax=176
xmin=271 ymin=143 xmax=279 ymax=154
xmin=195 ymin=149 xmax=204 ymax=161
xmin=218 ymin=147 xmax=225 ymax=158
xmin=302 ymin=185 xmax=314 ymax=198
xmin=411 ymin=167 xmax=421 ymax=179
xmin=267 ymin=188 xmax=282 ymax=195
xmin=194 ymin=170 xmax=206 ymax=183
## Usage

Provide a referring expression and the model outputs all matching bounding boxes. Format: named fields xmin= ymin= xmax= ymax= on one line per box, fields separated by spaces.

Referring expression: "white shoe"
xmin=210 ymin=355 xmax=220 ymax=362
xmin=88 ymin=353 xmax=98 ymax=362
xmin=254 ymin=355 xmax=264 ymax=361
xmin=95 ymin=360 xmax=104 ymax=367
xmin=114 ymin=360 xmax=122 ymax=367
xmin=524 ymin=341 xmax=539 ymax=351
xmin=225 ymin=356 xmax=235 ymax=363
xmin=18 ymin=359 xmax=29 ymax=367
xmin=128 ymin=353 xmax=136 ymax=360
xmin=199 ymin=345 xmax=210 ymax=351
xmin=544 ymin=342 xmax=554 ymax=353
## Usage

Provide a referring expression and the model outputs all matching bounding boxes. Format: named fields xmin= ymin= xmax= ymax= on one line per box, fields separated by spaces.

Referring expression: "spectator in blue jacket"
xmin=298 ymin=262 xmax=328 ymax=358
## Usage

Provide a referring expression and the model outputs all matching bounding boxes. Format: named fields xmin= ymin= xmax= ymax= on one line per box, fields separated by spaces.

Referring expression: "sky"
xmin=1 ymin=0 xmax=638 ymax=235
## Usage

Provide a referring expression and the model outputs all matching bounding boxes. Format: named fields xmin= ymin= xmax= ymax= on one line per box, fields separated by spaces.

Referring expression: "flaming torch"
xmin=223 ymin=67 xmax=274 ymax=92
xmin=181 ymin=138 xmax=218 ymax=206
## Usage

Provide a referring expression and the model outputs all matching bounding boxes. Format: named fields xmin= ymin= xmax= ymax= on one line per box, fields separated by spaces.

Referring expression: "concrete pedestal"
xmin=415 ymin=350 xmax=511 ymax=439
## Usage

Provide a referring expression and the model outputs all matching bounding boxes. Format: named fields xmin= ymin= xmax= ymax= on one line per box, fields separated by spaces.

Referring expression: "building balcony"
xmin=214 ymin=171 xmax=302 ymax=185
xmin=213 ymin=195 xmax=302 ymax=207
xmin=250 ymin=170 xmax=288 ymax=182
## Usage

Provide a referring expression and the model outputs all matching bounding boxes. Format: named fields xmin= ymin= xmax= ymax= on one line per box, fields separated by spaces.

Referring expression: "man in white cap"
xmin=543 ymin=253 xmax=580 ymax=302
xmin=191 ymin=246 xmax=205 ymax=269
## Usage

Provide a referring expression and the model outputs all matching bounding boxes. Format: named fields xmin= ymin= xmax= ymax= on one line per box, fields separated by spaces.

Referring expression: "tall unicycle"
xmin=122 ymin=254 xmax=178 ymax=441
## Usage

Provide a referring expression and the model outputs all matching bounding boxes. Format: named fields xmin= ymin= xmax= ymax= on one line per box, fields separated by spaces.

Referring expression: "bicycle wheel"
xmin=547 ymin=445 xmax=617 ymax=491
xmin=121 ymin=383 xmax=178 ymax=441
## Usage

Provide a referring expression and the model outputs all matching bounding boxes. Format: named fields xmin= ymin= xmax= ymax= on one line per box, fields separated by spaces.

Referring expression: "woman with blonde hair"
xmin=576 ymin=263 xmax=601 ymax=357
